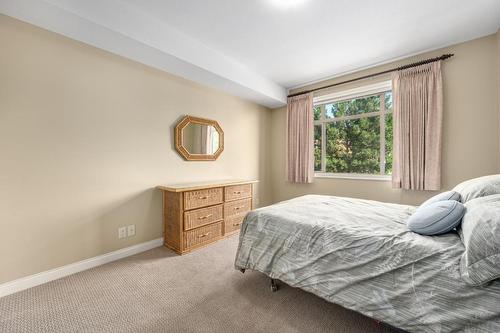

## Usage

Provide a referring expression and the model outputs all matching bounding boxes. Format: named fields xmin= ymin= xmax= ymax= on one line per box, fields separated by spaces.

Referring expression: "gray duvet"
xmin=234 ymin=195 xmax=500 ymax=333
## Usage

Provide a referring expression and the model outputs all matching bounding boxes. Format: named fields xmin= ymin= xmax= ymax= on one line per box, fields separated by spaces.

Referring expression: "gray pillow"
xmin=420 ymin=190 xmax=461 ymax=207
xmin=407 ymin=200 xmax=465 ymax=236
xmin=452 ymin=174 xmax=500 ymax=203
xmin=459 ymin=194 xmax=500 ymax=286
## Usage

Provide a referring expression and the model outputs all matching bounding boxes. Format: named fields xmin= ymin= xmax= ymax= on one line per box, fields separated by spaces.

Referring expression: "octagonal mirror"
xmin=175 ymin=116 xmax=224 ymax=161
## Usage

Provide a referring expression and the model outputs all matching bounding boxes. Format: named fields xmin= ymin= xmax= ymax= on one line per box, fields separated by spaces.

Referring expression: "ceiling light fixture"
xmin=269 ymin=0 xmax=309 ymax=9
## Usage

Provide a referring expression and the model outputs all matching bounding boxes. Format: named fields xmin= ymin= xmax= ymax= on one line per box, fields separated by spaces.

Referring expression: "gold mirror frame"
xmin=174 ymin=115 xmax=224 ymax=161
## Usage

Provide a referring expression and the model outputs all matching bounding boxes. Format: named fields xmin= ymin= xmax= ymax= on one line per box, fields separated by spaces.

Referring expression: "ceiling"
xmin=122 ymin=0 xmax=500 ymax=88
xmin=2 ymin=0 xmax=500 ymax=108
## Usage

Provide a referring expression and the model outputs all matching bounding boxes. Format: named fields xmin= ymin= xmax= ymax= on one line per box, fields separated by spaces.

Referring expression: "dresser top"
xmin=157 ymin=179 xmax=258 ymax=192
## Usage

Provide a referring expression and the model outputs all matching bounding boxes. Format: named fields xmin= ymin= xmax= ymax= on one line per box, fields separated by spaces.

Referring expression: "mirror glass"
xmin=182 ymin=123 xmax=220 ymax=155
xmin=175 ymin=116 xmax=224 ymax=161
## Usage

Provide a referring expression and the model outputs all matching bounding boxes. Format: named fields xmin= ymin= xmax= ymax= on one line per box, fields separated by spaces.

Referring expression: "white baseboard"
xmin=0 ymin=238 xmax=164 ymax=298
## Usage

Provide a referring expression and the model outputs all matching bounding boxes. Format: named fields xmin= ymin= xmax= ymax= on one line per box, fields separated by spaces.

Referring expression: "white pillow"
xmin=459 ymin=194 xmax=500 ymax=285
xmin=452 ymin=174 xmax=500 ymax=203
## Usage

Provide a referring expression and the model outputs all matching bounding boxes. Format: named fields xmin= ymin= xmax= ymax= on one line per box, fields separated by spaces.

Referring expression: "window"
xmin=313 ymin=82 xmax=393 ymax=179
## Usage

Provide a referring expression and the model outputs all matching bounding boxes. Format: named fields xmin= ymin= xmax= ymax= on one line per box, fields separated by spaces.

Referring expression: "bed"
xmin=234 ymin=195 xmax=500 ymax=333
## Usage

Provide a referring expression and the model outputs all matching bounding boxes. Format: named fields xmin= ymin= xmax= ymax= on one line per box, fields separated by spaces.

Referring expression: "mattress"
xmin=234 ymin=195 xmax=500 ymax=332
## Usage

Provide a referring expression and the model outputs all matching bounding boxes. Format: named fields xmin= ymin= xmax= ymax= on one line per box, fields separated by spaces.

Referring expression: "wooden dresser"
xmin=157 ymin=180 xmax=258 ymax=254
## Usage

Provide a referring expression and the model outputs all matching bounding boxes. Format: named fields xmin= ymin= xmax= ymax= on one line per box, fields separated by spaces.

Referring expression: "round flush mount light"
xmin=269 ymin=0 xmax=309 ymax=8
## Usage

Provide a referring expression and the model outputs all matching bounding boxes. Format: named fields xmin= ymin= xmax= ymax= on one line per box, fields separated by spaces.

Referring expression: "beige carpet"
xmin=0 ymin=236 xmax=396 ymax=333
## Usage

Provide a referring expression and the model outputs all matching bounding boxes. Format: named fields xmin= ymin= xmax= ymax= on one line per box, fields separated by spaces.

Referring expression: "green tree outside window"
xmin=314 ymin=91 xmax=393 ymax=176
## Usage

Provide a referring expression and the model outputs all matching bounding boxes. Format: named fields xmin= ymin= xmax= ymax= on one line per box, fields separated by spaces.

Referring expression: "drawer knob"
xmin=233 ymin=191 xmax=241 ymax=194
xmin=198 ymin=196 xmax=209 ymax=199
xmin=198 ymin=232 xmax=211 ymax=238
xmin=198 ymin=214 xmax=213 ymax=220
xmin=232 ymin=222 xmax=241 ymax=226
xmin=234 ymin=206 xmax=244 ymax=210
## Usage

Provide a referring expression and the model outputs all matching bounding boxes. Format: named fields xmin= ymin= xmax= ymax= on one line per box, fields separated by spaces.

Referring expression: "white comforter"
xmin=235 ymin=195 xmax=500 ymax=332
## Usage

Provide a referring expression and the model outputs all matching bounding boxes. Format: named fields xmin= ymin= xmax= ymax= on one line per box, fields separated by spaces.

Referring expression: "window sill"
xmin=314 ymin=173 xmax=391 ymax=181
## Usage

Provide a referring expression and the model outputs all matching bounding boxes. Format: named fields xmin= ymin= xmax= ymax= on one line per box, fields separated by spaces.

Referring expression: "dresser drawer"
xmin=225 ymin=184 xmax=252 ymax=202
xmin=184 ymin=188 xmax=223 ymax=210
xmin=224 ymin=215 xmax=245 ymax=235
xmin=184 ymin=204 xmax=223 ymax=231
xmin=183 ymin=222 xmax=222 ymax=250
xmin=224 ymin=198 xmax=252 ymax=218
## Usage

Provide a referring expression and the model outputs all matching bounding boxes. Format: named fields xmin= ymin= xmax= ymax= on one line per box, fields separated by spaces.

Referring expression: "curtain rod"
xmin=287 ymin=53 xmax=454 ymax=98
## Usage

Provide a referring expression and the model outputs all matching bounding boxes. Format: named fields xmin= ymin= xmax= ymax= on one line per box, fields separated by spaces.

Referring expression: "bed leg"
xmin=270 ymin=278 xmax=278 ymax=292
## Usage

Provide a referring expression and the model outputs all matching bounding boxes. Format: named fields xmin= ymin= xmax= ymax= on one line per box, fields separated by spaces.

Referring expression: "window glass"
xmin=324 ymin=104 xmax=335 ymax=118
xmin=314 ymin=90 xmax=392 ymax=176
xmin=325 ymin=116 xmax=380 ymax=174
xmin=313 ymin=106 xmax=321 ymax=121
xmin=314 ymin=125 xmax=322 ymax=171
xmin=324 ymin=95 xmax=380 ymax=119
xmin=385 ymin=92 xmax=392 ymax=112
xmin=385 ymin=113 xmax=393 ymax=175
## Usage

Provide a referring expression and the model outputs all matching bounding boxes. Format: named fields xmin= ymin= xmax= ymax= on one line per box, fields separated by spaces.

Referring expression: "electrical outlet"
xmin=127 ymin=224 xmax=136 ymax=237
xmin=118 ymin=227 xmax=127 ymax=239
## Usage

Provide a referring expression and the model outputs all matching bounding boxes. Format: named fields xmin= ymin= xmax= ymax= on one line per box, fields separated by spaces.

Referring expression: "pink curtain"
xmin=392 ymin=61 xmax=443 ymax=190
xmin=287 ymin=93 xmax=314 ymax=183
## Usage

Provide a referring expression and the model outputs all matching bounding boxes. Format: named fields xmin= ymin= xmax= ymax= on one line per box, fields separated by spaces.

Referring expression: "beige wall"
xmin=1 ymin=14 xmax=500 ymax=285
xmin=272 ymin=34 xmax=500 ymax=205
xmin=0 ymin=15 xmax=272 ymax=284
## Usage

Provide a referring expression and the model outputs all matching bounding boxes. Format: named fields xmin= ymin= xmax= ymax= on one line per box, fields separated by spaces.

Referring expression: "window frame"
xmin=313 ymin=81 xmax=392 ymax=180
